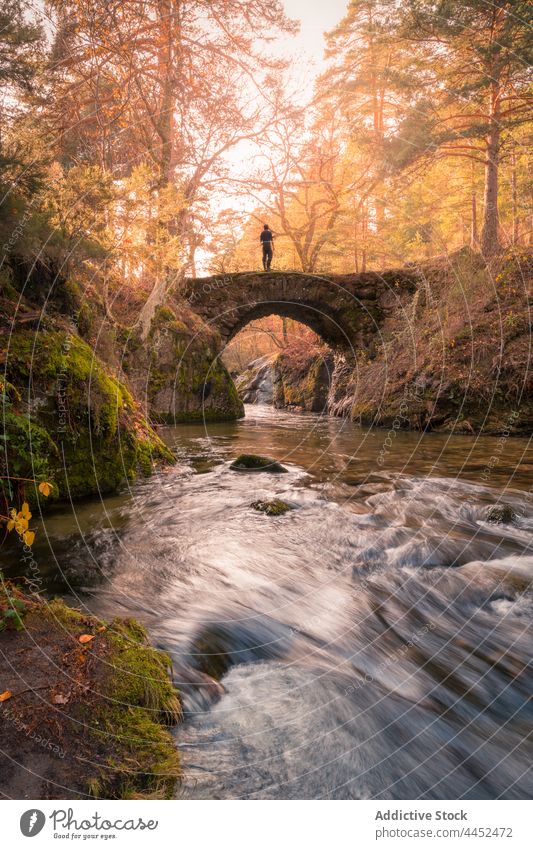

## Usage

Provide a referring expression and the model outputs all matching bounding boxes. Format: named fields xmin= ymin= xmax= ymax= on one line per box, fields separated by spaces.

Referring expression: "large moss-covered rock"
xmin=0 ymin=583 xmax=181 ymax=799
xmin=1 ymin=326 xmax=174 ymax=501
xmin=273 ymin=347 xmax=333 ymax=413
xmin=251 ymin=498 xmax=292 ymax=515
xmin=124 ymin=303 xmax=244 ymax=423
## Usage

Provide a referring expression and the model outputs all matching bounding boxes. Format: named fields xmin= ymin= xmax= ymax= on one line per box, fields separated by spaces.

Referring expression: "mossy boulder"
xmin=124 ymin=303 xmax=244 ymax=424
xmin=273 ymin=346 xmax=333 ymax=412
xmin=230 ymin=454 xmax=288 ymax=473
xmin=1 ymin=327 xmax=174 ymax=502
xmin=487 ymin=504 xmax=518 ymax=524
xmin=189 ymin=633 xmax=232 ymax=681
xmin=0 ymin=583 xmax=181 ymax=799
xmin=251 ymin=498 xmax=292 ymax=516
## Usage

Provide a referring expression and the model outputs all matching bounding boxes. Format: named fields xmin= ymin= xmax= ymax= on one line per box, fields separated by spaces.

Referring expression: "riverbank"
xmin=0 ymin=581 xmax=181 ymax=799
xmin=330 ymin=248 xmax=533 ymax=435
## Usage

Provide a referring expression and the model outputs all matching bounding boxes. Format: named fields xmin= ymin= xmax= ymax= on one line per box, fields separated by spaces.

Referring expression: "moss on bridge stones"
xmin=183 ymin=269 xmax=421 ymax=353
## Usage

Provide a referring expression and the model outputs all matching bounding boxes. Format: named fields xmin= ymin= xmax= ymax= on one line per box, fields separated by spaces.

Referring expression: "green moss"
xmin=251 ymin=498 xmax=292 ymax=516
xmin=2 ymin=409 xmax=59 ymax=504
xmin=230 ymin=454 xmax=288 ymax=473
xmin=87 ymin=620 xmax=181 ymax=799
xmin=487 ymin=505 xmax=517 ymax=525
xmin=136 ymin=303 xmax=244 ymax=423
xmin=5 ymin=330 xmax=126 ymax=436
xmin=57 ymin=278 xmax=83 ymax=314
xmin=151 ymin=305 xmax=177 ymax=328
xmin=3 ymin=327 xmax=175 ymax=501
xmin=76 ymin=302 xmax=95 ymax=338
xmin=40 ymin=599 xmax=181 ymax=799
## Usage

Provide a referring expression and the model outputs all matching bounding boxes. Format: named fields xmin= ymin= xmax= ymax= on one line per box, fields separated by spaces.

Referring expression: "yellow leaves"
xmin=78 ymin=634 xmax=95 ymax=645
xmin=2 ymin=480 xmax=54 ymax=549
xmin=0 ymin=690 xmax=13 ymax=702
xmin=6 ymin=507 xmax=30 ymax=536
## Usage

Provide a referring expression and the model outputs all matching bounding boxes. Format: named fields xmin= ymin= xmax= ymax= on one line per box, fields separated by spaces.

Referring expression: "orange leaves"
xmin=78 ymin=634 xmax=95 ymax=645
xmin=38 ymin=481 xmax=53 ymax=497
xmin=3 ymin=480 xmax=53 ymax=548
xmin=0 ymin=690 xmax=13 ymax=702
xmin=6 ymin=505 xmax=34 ymax=546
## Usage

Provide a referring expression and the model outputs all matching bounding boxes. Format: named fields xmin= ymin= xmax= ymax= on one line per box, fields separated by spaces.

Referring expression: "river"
xmin=6 ymin=405 xmax=533 ymax=799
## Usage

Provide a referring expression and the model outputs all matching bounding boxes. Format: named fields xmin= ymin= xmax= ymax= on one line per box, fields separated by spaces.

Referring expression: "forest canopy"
xmin=0 ymin=0 xmax=531 ymax=335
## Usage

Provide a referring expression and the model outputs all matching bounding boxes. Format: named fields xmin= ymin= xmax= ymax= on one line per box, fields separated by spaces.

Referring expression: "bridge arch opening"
xmin=222 ymin=314 xmax=334 ymax=413
xmin=219 ymin=299 xmax=355 ymax=352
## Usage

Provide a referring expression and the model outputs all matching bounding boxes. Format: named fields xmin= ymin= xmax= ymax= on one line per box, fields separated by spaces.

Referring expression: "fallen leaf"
xmin=0 ymin=690 xmax=13 ymax=702
xmin=97 ymin=626 xmax=106 ymax=633
xmin=52 ymin=693 xmax=69 ymax=705
xmin=78 ymin=634 xmax=95 ymax=644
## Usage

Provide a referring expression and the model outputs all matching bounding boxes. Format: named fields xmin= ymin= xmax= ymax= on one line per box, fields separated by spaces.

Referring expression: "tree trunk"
xmin=480 ymin=83 xmax=501 ymax=257
xmin=511 ymin=151 xmax=519 ymax=244
xmin=136 ymin=0 xmax=180 ymax=340
xmin=361 ymin=201 xmax=368 ymax=272
xmin=137 ymin=274 xmax=171 ymax=341
xmin=470 ymin=161 xmax=478 ymax=249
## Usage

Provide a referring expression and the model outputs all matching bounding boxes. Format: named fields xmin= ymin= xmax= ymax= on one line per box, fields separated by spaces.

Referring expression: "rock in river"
xmin=230 ymin=454 xmax=288 ymax=473
xmin=251 ymin=499 xmax=292 ymax=516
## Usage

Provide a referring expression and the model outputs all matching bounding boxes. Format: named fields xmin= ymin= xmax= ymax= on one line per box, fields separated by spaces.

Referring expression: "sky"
xmin=282 ymin=0 xmax=349 ymax=62
xmin=200 ymin=0 xmax=351 ymax=270
xmin=276 ymin=0 xmax=350 ymax=101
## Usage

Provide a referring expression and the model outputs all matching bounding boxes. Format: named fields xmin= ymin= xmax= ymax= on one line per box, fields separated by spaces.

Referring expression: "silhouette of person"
xmin=260 ymin=224 xmax=274 ymax=270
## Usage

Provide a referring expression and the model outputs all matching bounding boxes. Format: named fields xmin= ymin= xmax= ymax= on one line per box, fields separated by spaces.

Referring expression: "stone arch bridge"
xmin=183 ymin=269 xmax=419 ymax=352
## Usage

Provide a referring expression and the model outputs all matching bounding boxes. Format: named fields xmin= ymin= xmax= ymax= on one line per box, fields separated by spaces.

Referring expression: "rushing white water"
xmin=8 ymin=405 xmax=533 ymax=799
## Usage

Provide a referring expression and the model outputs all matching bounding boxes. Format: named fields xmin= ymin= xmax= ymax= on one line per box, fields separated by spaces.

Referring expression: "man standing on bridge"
xmin=260 ymin=224 xmax=274 ymax=271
